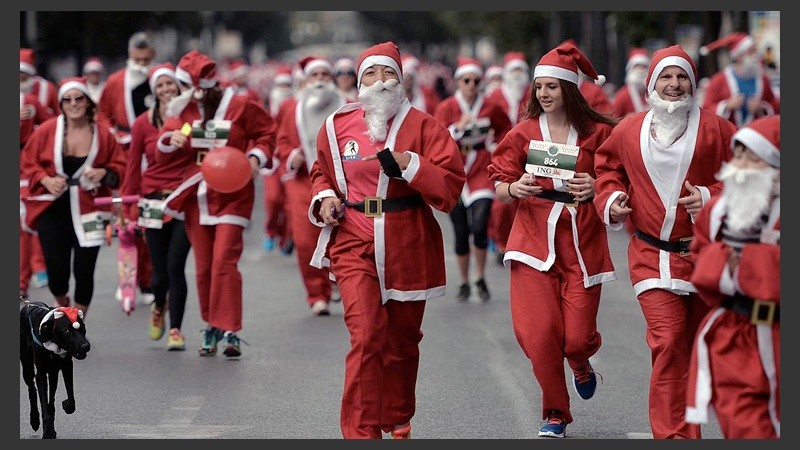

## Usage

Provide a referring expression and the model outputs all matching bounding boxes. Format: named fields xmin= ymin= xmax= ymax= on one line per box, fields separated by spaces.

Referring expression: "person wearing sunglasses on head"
xmin=433 ymin=56 xmax=513 ymax=303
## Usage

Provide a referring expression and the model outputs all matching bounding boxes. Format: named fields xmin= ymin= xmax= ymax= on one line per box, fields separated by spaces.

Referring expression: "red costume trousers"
xmin=508 ymin=229 xmax=602 ymax=425
xmin=638 ymin=289 xmax=708 ymax=439
xmin=184 ymin=202 xmax=244 ymax=332
xmin=329 ymin=225 xmax=426 ymax=439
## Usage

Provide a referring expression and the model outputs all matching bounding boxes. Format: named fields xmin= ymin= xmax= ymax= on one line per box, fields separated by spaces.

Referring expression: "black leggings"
xmin=145 ymin=219 xmax=192 ymax=330
xmin=449 ymin=197 xmax=492 ymax=256
xmin=37 ymin=205 xmax=100 ymax=306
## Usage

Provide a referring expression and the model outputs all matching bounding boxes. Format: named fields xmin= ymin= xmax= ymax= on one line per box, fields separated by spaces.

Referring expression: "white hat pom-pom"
xmin=699 ymin=46 xmax=709 ymax=56
xmin=594 ymin=74 xmax=606 ymax=86
xmin=73 ymin=322 xmax=81 ymax=329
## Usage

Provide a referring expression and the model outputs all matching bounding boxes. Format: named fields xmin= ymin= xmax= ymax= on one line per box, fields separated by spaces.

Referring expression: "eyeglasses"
xmin=335 ymin=70 xmax=356 ymax=77
xmin=461 ymin=78 xmax=481 ymax=85
xmin=62 ymin=95 xmax=87 ymax=104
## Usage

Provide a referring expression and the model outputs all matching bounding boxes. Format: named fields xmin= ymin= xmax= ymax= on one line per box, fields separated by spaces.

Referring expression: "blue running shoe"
xmin=263 ymin=236 xmax=275 ymax=251
xmin=572 ymin=360 xmax=600 ymax=400
xmin=538 ymin=412 xmax=566 ymax=438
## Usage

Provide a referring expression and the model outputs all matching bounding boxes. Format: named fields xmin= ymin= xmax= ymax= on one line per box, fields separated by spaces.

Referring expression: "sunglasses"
xmin=62 ymin=95 xmax=87 ymax=104
xmin=461 ymin=78 xmax=481 ymax=85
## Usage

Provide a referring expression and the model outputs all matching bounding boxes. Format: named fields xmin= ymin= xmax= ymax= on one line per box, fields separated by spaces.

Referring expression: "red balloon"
xmin=200 ymin=146 xmax=251 ymax=193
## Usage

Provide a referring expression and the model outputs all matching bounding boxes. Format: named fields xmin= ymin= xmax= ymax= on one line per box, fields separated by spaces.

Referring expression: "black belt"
xmin=535 ymin=189 xmax=587 ymax=206
xmin=344 ymin=195 xmax=425 ymax=217
xmin=67 ymin=178 xmax=81 ymax=186
xmin=196 ymin=150 xmax=208 ymax=166
xmin=144 ymin=190 xmax=173 ymax=200
xmin=723 ymin=292 xmax=779 ymax=325
xmin=460 ymin=142 xmax=486 ymax=152
xmin=116 ymin=125 xmax=131 ymax=133
xmin=635 ymin=230 xmax=692 ymax=256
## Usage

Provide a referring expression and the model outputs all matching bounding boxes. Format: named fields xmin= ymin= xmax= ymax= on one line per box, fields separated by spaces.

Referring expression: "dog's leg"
xmin=20 ymin=337 xmax=40 ymax=431
xmin=34 ymin=361 xmax=56 ymax=439
xmin=61 ymin=358 xmax=76 ymax=414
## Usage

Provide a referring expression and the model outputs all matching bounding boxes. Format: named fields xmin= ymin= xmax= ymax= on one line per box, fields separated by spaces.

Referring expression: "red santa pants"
xmin=262 ymin=172 xmax=289 ymax=245
xmin=328 ymin=225 xmax=426 ymax=439
xmin=184 ymin=202 xmax=244 ymax=332
xmin=19 ymin=227 xmax=47 ymax=290
xmin=285 ymin=177 xmax=331 ymax=305
xmin=509 ymin=244 xmax=602 ymax=425
xmin=638 ymin=289 xmax=708 ymax=439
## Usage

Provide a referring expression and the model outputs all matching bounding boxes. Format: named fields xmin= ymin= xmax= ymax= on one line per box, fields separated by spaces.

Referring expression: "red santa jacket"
xmin=23 ymin=76 xmax=60 ymax=117
xmin=486 ymin=84 xmax=532 ymax=125
xmin=701 ymin=66 xmax=780 ymax=129
xmin=308 ymin=101 xmax=465 ymax=303
xmin=579 ymin=79 xmax=613 ymax=115
xmin=593 ymin=105 xmax=737 ymax=296
xmin=20 ymin=115 xmax=127 ymax=246
xmin=433 ymin=91 xmax=512 ymax=206
xmin=155 ymin=87 xmax=276 ymax=227
xmin=488 ymin=114 xmax=616 ymax=286
xmin=612 ymin=84 xmax=649 ymax=118
xmin=97 ymin=68 xmax=149 ymax=146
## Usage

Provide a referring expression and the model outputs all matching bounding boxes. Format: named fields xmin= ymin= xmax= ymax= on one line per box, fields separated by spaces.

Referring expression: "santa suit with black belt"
xmin=702 ymin=67 xmax=779 ymax=129
xmin=308 ymin=100 xmax=464 ymax=438
xmin=488 ymin=114 xmax=616 ymax=424
xmin=156 ymin=87 xmax=275 ymax=333
xmin=685 ymin=194 xmax=780 ymax=438
xmin=594 ymin=101 xmax=737 ymax=438
xmin=276 ymin=86 xmax=347 ymax=308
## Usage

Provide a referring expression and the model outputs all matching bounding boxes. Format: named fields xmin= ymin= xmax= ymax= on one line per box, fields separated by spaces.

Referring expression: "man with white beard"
xmin=593 ymin=45 xmax=738 ymax=439
xmin=97 ymin=31 xmax=158 ymax=305
xmin=700 ymin=32 xmax=780 ymax=128
xmin=685 ymin=115 xmax=780 ymax=439
xmin=307 ymin=41 xmax=465 ymax=439
xmin=612 ymin=47 xmax=651 ymax=118
xmin=275 ymin=56 xmax=346 ymax=316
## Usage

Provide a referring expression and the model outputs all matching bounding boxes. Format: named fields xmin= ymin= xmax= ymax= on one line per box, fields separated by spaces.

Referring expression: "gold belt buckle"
xmin=460 ymin=143 xmax=472 ymax=153
xmin=364 ymin=196 xmax=383 ymax=218
xmin=196 ymin=150 xmax=208 ymax=166
xmin=678 ymin=236 xmax=693 ymax=257
xmin=751 ymin=300 xmax=776 ymax=326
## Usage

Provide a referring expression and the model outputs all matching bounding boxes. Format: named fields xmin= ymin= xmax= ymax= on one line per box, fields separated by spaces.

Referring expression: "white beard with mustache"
xmin=737 ymin=55 xmax=761 ymax=79
xmin=358 ymin=78 xmax=405 ymax=143
xmin=717 ymin=162 xmax=779 ymax=233
xmin=127 ymin=59 xmax=151 ymax=88
xmin=269 ymin=86 xmax=293 ymax=117
xmin=503 ymin=71 xmax=529 ymax=101
xmin=647 ymin=90 xmax=693 ymax=145
xmin=625 ymin=69 xmax=647 ymax=93
xmin=303 ymin=80 xmax=339 ymax=112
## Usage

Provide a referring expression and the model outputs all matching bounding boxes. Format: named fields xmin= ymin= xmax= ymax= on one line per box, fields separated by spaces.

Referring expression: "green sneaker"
xmin=199 ymin=327 xmax=220 ymax=356
xmin=222 ymin=331 xmax=242 ymax=357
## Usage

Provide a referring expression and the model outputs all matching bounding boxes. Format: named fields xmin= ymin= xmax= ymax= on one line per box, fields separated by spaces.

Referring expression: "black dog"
xmin=20 ymin=301 xmax=90 ymax=439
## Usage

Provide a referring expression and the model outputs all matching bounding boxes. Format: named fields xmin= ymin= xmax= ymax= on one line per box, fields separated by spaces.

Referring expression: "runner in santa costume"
xmin=699 ymin=32 xmax=780 ymax=129
xmin=433 ymin=56 xmax=512 ymax=302
xmin=593 ymin=45 xmax=738 ymax=439
xmin=308 ymin=41 xmax=465 ymax=439
xmin=275 ymin=55 xmax=347 ymax=316
xmin=487 ymin=41 xmax=618 ymax=438
xmin=156 ymin=50 xmax=276 ymax=358
xmin=401 ymin=53 xmax=441 ymax=114
xmin=20 ymin=47 xmax=59 ymax=116
xmin=612 ymin=47 xmax=651 ymax=118
xmin=685 ymin=115 xmax=780 ymax=439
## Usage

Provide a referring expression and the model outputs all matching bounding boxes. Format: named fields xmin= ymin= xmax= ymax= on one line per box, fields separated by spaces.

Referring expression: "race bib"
xmin=81 ymin=211 xmax=111 ymax=241
xmin=190 ymin=119 xmax=232 ymax=149
xmin=138 ymin=198 xmax=165 ymax=229
xmin=525 ymin=140 xmax=580 ymax=180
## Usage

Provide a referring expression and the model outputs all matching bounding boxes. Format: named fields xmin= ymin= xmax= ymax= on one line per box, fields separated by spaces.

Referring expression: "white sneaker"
xmin=310 ymin=300 xmax=330 ymax=316
xmin=115 ymin=287 xmax=122 ymax=302
xmin=141 ymin=292 xmax=156 ymax=305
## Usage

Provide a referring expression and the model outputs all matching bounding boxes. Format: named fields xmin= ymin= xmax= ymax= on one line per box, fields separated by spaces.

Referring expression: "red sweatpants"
xmin=19 ymin=228 xmax=46 ymax=290
xmin=509 ymin=241 xmax=602 ymax=425
xmin=262 ymin=172 xmax=289 ymax=245
xmin=284 ymin=177 xmax=331 ymax=305
xmin=638 ymin=289 xmax=708 ymax=439
xmin=329 ymin=225 xmax=426 ymax=439
xmin=184 ymin=203 xmax=244 ymax=332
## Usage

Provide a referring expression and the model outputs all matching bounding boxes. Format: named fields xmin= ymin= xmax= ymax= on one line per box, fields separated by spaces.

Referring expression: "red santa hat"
xmin=299 ymin=56 xmax=333 ymax=77
xmin=228 ymin=58 xmax=249 ymax=79
xmin=485 ymin=64 xmax=503 ymax=80
xmin=503 ymin=51 xmax=528 ymax=73
xmin=148 ymin=62 xmax=178 ymax=95
xmin=58 ymin=76 xmax=91 ymax=102
xmin=177 ymin=50 xmax=218 ymax=89
xmin=58 ymin=307 xmax=83 ymax=329
xmin=82 ymin=57 xmax=105 ymax=75
xmin=334 ymin=57 xmax=356 ymax=74
xmin=20 ymin=48 xmax=37 ymax=75
xmin=273 ymin=65 xmax=293 ymax=86
xmin=534 ymin=41 xmax=606 ymax=86
xmin=699 ymin=32 xmax=755 ymax=60
xmin=646 ymin=44 xmax=698 ymax=95
xmin=357 ymin=41 xmax=403 ymax=86
xmin=401 ymin=53 xmax=420 ymax=74
xmin=454 ymin=56 xmax=484 ymax=80
xmin=626 ymin=47 xmax=650 ymax=73
xmin=732 ymin=115 xmax=780 ymax=168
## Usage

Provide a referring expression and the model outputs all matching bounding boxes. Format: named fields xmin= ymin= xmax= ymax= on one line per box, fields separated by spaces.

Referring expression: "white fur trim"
xmin=274 ymin=74 xmax=292 ymax=85
xmin=198 ymin=78 xmax=217 ymax=89
xmin=732 ymin=127 xmax=780 ymax=168
xmin=594 ymin=74 xmax=606 ymax=86
xmin=358 ymin=55 xmax=402 ymax=86
xmin=648 ymin=56 xmax=696 ymax=95
xmin=454 ymin=64 xmax=483 ymax=80
xmin=401 ymin=151 xmax=421 ymax=182
xmin=303 ymin=59 xmax=333 ymax=76
xmin=504 ymin=59 xmax=528 ymax=73
xmin=174 ymin=67 xmax=191 ymax=86
xmin=626 ymin=54 xmax=650 ymax=72
xmin=149 ymin=67 xmax=177 ymax=94
xmin=20 ymin=62 xmax=36 ymax=75
xmin=83 ymin=60 xmax=104 ymax=74
xmin=58 ymin=81 xmax=91 ymax=102
xmin=730 ymin=35 xmax=755 ymax=60
xmin=534 ymin=65 xmax=578 ymax=84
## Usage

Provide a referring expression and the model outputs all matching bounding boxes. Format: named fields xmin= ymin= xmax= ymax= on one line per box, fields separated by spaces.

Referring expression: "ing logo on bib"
xmin=342 ymin=140 xmax=361 ymax=161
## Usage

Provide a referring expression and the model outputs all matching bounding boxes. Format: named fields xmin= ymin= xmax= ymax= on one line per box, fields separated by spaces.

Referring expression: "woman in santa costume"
xmin=593 ymin=45 xmax=738 ymax=439
xmin=686 ymin=115 xmax=780 ymax=439
xmin=21 ymin=76 xmax=127 ymax=317
xmin=308 ymin=41 xmax=465 ymax=439
xmin=156 ymin=50 xmax=276 ymax=358
xmin=433 ymin=55 xmax=512 ymax=302
xmin=488 ymin=41 xmax=618 ymax=438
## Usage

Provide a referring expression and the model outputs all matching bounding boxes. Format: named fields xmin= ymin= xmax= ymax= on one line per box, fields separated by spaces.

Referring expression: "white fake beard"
xmin=20 ymin=77 xmax=35 ymax=93
xmin=738 ymin=55 xmax=761 ymax=79
xmin=504 ymin=71 xmax=529 ymax=100
xmin=625 ymin=69 xmax=647 ymax=92
xmin=303 ymin=81 xmax=339 ymax=111
xmin=647 ymin=90 xmax=693 ymax=145
xmin=269 ymin=87 xmax=294 ymax=117
xmin=358 ymin=79 xmax=405 ymax=142
xmin=127 ymin=59 xmax=151 ymax=87
xmin=718 ymin=163 xmax=778 ymax=232
xmin=165 ymin=87 xmax=194 ymax=118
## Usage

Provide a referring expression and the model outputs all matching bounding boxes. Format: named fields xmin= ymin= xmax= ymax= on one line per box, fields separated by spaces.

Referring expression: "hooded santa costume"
xmin=156 ymin=50 xmax=275 ymax=338
xmin=699 ymin=32 xmax=780 ymax=128
xmin=593 ymin=45 xmax=738 ymax=439
xmin=20 ymin=48 xmax=60 ymax=116
xmin=685 ymin=115 xmax=780 ymax=438
xmin=307 ymin=41 xmax=465 ymax=438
